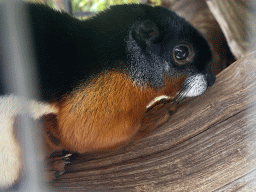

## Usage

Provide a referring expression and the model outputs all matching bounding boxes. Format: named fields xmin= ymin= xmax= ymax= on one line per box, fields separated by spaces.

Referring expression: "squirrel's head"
xmin=123 ymin=5 xmax=215 ymax=98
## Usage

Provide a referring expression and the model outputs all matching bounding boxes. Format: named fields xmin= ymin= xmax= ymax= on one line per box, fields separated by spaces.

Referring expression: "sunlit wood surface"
xmin=206 ymin=0 xmax=255 ymax=59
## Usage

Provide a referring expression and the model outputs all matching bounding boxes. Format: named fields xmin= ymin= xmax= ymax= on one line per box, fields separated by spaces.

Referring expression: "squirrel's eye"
xmin=172 ymin=43 xmax=194 ymax=65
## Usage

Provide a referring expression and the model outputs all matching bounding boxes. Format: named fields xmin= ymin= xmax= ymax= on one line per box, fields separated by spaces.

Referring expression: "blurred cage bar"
xmin=0 ymin=0 xmax=255 ymax=191
xmin=53 ymin=0 xmax=73 ymax=15
xmin=0 ymin=0 xmax=70 ymax=191
xmin=0 ymin=0 xmax=87 ymax=191
xmin=0 ymin=1 xmax=47 ymax=191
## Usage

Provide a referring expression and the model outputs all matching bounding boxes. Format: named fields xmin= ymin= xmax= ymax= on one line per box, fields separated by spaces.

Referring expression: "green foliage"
xmin=72 ymin=0 xmax=161 ymax=13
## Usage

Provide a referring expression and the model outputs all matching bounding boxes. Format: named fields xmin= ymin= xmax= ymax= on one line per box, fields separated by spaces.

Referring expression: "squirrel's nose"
xmin=206 ymin=73 xmax=216 ymax=87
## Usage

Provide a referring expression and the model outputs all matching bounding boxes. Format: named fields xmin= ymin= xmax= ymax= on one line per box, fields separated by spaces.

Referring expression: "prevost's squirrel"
xmin=0 ymin=2 xmax=215 ymax=188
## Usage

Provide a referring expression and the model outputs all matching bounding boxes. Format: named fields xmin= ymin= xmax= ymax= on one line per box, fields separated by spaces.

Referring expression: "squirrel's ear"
xmin=132 ymin=20 xmax=159 ymax=49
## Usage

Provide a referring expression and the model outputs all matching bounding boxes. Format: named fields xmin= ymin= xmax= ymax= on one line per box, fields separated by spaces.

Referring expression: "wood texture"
xmin=206 ymin=0 xmax=256 ymax=59
xmin=47 ymin=52 xmax=256 ymax=191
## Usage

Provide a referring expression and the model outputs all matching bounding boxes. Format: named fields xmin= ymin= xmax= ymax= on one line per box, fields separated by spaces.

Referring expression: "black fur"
xmin=23 ymin=3 xmax=214 ymax=101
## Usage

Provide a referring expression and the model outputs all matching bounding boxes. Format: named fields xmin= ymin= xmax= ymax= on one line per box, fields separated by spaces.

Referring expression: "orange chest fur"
xmin=56 ymin=72 xmax=186 ymax=153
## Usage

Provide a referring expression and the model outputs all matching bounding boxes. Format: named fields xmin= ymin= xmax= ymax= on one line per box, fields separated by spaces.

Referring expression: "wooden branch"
xmin=206 ymin=0 xmax=255 ymax=59
xmin=47 ymin=52 xmax=256 ymax=191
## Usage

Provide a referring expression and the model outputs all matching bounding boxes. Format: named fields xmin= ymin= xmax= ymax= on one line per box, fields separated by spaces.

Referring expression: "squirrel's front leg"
xmin=138 ymin=96 xmax=179 ymax=137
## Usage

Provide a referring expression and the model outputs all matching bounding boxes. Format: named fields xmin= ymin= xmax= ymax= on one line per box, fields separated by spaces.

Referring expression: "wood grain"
xmin=48 ymin=53 xmax=256 ymax=191
xmin=206 ymin=0 xmax=256 ymax=59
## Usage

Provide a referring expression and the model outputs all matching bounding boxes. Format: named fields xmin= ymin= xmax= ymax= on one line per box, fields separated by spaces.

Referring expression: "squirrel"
xmin=0 ymin=3 xmax=216 ymax=184
xmin=26 ymin=3 xmax=215 ymax=154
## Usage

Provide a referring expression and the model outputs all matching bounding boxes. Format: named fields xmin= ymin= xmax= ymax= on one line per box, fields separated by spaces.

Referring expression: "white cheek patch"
xmin=182 ymin=74 xmax=208 ymax=97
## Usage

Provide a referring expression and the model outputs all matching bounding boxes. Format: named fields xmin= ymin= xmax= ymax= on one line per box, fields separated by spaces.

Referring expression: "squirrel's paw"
xmin=44 ymin=153 xmax=72 ymax=182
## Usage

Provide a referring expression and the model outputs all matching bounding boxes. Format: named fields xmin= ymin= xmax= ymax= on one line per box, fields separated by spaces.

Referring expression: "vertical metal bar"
xmin=0 ymin=1 xmax=47 ymax=191
xmin=54 ymin=0 xmax=72 ymax=14
xmin=65 ymin=0 xmax=73 ymax=15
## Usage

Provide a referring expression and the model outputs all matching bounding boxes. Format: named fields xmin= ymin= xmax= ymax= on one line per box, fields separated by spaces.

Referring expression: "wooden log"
xmin=48 ymin=52 xmax=256 ymax=191
xmin=206 ymin=0 xmax=256 ymax=59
